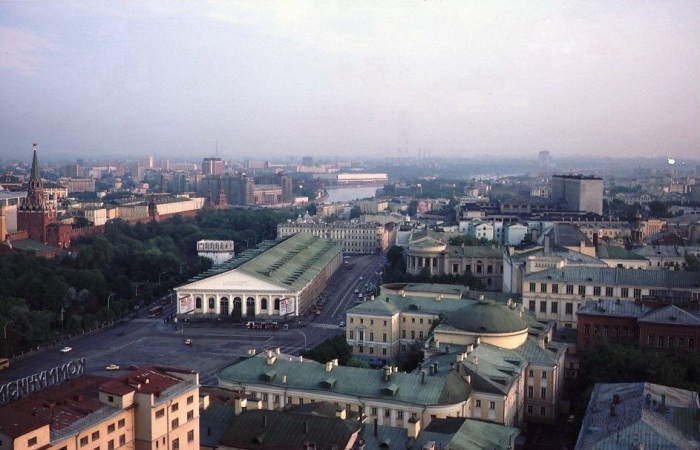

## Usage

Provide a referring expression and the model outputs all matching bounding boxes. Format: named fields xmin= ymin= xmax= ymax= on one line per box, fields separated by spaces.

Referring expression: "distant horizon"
xmin=2 ymin=1 xmax=699 ymax=161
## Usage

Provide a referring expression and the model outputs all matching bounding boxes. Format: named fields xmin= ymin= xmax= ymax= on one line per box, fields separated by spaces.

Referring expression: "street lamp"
xmin=3 ymin=320 xmax=12 ymax=339
xmin=295 ymin=330 xmax=307 ymax=350
xmin=107 ymin=292 xmax=116 ymax=309
xmin=135 ymin=282 xmax=147 ymax=297
xmin=159 ymin=271 xmax=168 ymax=284
xmin=60 ymin=305 xmax=67 ymax=341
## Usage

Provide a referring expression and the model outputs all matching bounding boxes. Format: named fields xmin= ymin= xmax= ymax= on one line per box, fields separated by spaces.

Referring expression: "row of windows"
xmin=357 ymin=345 xmax=388 ymax=355
xmin=349 ymin=331 xmax=390 ymax=342
xmin=647 ymin=335 xmax=695 ymax=349
xmin=79 ymin=432 xmax=126 ymax=448
xmin=474 ymin=399 xmax=496 ymax=410
xmin=77 ymin=420 xmax=127 ymax=447
xmin=527 ymin=386 xmax=548 ymax=399
xmin=529 ymin=300 xmax=578 ymax=315
xmin=195 ymin=297 xmax=285 ymax=310
xmin=526 ymin=405 xmax=548 ymax=416
xmin=528 ymin=283 xmax=643 ymax=299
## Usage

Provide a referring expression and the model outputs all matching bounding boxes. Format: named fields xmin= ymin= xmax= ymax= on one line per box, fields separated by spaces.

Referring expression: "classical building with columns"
xmin=405 ymin=235 xmax=504 ymax=291
xmin=174 ymin=232 xmax=342 ymax=319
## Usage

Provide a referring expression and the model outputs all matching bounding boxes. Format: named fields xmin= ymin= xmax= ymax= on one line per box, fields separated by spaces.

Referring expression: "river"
xmin=322 ymin=186 xmax=380 ymax=203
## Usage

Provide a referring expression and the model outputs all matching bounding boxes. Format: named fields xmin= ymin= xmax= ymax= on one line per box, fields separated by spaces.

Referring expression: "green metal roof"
xmin=447 ymin=419 xmax=520 ymax=450
xmin=445 ymin=299 xmax=527 ymax=334
xmin=217 ymin=353 xmax=470 ymax=408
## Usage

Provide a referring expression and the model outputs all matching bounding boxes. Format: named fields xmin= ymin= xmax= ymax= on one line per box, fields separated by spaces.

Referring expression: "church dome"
xmin=447 ymin=298 xmax=527 ymax=334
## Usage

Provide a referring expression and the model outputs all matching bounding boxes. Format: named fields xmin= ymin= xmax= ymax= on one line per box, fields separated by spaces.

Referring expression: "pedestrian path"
xmin=307 ymin=322 xmax=341 ymax=330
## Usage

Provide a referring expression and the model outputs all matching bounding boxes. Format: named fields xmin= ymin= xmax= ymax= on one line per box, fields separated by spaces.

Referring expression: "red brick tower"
xmin=17 ymin=143 xmax=57 ymax=243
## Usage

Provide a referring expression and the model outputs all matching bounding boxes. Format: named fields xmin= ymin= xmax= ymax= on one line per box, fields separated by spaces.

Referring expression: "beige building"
xmin=0 ymin=364 xmax=199 ymax=450
xmin=277 ymin=219 xmax=393 ymax=254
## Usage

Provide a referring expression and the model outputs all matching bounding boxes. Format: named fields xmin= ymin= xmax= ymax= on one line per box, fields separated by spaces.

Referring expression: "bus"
xmin=0 ymin=358 xmax=9 ymax=371
xmin=148 ymin=305 xmax=163 ymax=318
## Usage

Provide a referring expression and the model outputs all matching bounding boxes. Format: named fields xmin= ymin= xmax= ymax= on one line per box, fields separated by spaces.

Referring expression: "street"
xmin=0 ymin=254 xmax=385 ymax=387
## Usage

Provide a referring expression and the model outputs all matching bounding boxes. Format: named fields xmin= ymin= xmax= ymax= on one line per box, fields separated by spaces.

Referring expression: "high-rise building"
xmin=551 ymin=174 xmax=603 ymax=215
xmin=202 ymin=157 xmax=223 ymax=176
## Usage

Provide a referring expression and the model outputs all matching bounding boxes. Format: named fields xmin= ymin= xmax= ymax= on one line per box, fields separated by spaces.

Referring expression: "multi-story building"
xmin=0 ymin=363 xmax=199 ymax=450
xmin=522 ymin=266 xmax=700 ymax=329
xmin=404 ymin=234 xmax=504 ymax=290
xmin=196 ymin=240 xmax=235 ymax=265
xmin=551 ymin=174 xmax=604 ymax=215
xmin=277 ymin=219 xmax=393 ymax=254
xmin=201 ymin=157 xmax=223 ymax=176
xmin=576 ymin=299 xmax=700 ymax=353
xmin=175 ymin=232 xmax=342 ymax=318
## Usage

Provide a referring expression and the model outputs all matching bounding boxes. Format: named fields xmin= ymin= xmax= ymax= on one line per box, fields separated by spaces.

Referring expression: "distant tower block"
xmin=197 ymin=240 xmax=235 ymax=265
xmin=538 ymin=150 xmax=551 ymax=167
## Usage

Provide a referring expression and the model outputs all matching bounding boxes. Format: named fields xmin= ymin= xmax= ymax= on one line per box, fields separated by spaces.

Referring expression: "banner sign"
xmin=0 ymin=357 xmax=86 ymax=405
xmin=179 ymin=295 xmax=195 ymax=314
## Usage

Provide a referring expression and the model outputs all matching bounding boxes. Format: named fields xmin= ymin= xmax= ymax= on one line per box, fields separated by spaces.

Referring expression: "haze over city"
xmin=1 ymin=1 xmax=699 ymax=162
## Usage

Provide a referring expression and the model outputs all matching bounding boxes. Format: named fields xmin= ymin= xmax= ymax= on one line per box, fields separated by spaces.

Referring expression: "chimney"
xmin=333 ymin=358 xmax=339 ymax=366
xmin=234 ymin=397 xmax=247 ymax=416
xmin=275 ymin=347 xmax=281 ymax=355
xmin=609 ymin=404 xmax=616 ymax=417
xmin=434 ymin=340 xmax=440 ymax=349
xmin=299 ymin=355 xmax=303 ymax=362
xmin=421 ymin=370 xmax=427 ymax=384
xmin=282 ymin=375 xmax=287 ymax=384
xmin=407 ymin=415 xmax=421 ymax=439
xmin=445 ymin=345 xmax=450 ymax=353
xmin=326 ymin=361 xmax=333 ymax=372
xmin=384 ymin=366 xmax=391 ymax=381
xmin=467 ymin=343 xmax=474 ymax=354
xmin=474 ymin=336 xmax=481 ymax=346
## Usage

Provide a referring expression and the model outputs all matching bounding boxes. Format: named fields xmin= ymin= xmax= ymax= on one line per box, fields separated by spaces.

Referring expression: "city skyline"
xmin=1 ymin=1 xmax=699 ymax=161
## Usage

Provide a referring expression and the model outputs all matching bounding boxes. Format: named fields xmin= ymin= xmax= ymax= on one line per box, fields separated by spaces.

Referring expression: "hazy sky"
xmin=1 ymin=1 xmax=699 ymax=162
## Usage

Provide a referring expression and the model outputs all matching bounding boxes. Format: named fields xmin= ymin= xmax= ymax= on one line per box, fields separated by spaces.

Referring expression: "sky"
xmin=1 ymin=1 xmax=699 ymax=162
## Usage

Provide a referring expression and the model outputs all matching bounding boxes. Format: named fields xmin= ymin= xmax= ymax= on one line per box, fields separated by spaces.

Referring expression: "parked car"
xmin=105 ymin=364 xmax=120 ymax=371
xmin=60 ymin=346 xmax=72 ymax=353
xmin=184 ymin=339 xmax=193 ymax=346
xmin=339 ymin=321 xmax=345 ymax=327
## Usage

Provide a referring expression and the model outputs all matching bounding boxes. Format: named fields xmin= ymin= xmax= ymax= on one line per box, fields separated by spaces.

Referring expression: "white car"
xmin=105 ymin=364 xmax=120 ymax=371
xmin=339 ymin=321 xmax=345 ymax=327
xmin=60 ymin=346 xmax=72 ymax=353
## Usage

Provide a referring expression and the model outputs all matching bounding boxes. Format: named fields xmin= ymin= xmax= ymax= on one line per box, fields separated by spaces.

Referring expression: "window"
xmin=541 ymin=370 xmax=547 ymax=379
xmin=411 ymin=330 xmax=415 ymax=339
xmin=539 ymin=302 xmax=547 ymax=313
xmin=552 ymin=284 xmax=559 ymax=294
xmin=606 ymin=287 xmax=614 ymax=296
xmin=658 ymin=336 xmax=664 ymax=347
xmin=28 ymin=437 xmax=37 ymax=447
xmin=528 ymin=386 xmax=533 ymax=398
xmin=540 ymin=406 xmax=546 ymax=416
xmin=171 ymin=403 xmax=179 ymax=412
xmin=565 ymin=303 xmax=573 ymax=315
xmin=551 ymin=302 xmax=558 ymax=314
xmin=529 ymin=283 xmax=536 ymax=292
xmin=187 ymin=410 xmax=194 ymax=421
xmin=621 ymin=288 xmax=629 ymax=298
xmin=475 ymin=399 xmax=481 ymax=408
xmin=359 ymin=345 xmax=364 ymax=353
xmin=107 ymin=441 xmax=114 ymax=450
xmin=92 ymin=432 xmax=100 ymax=441
xmin=383 ymin=320 xmax=387 ymax=326
xmin=382 ymin=348 xmax=387 ymax=355
xmin=401 ymin=330 xmax=406 ymax=338
xmin=578 ymin=286 xmax=586 ymax=296
xmin=370 ymin=332 xmax=374 ymax=341
xmin=383 ymin=333 xmax=387 ymax=342
xmin=397 ymin=411 xmax=404 ymax=420
xmin=384 ymin=409 xmax=391 ymax=417
xmin=584 ymin=325 xmax=590 ymax=335
xmin=566 ymin=285 xmax=574 ymax=295
xmin=369 ymin=347 xmax=374 ymax=354
xmin=372 ymin=407 xmax=378 ymax=416
xmin=529 ymin=300 xmax=536 ymax=312
xmin=107 ymin=395 xmax=114 ymax=402
xmin=527 ymin=405 xmax=533 ymax=414
xmin=593 ymin=286 xmax=601 ymax=296
xmin=80 ymin=437 xmax=89 ymax=447
xmin=172 ymin=438 xmax=179 ymax=450
xmin=540 ymin=283 xmax=547 ymax=293
xmin=349 ymin=331 xmax=354 ymax=339
xmin=411 ymin=318 xmax=415 ymax=323
xmin=187 ymin=430 xmax=194 ymax=443
xmin=541 ymin=388 xmax=547 ymax=399
xmin=108 ymin=424 xmax=115 ymax=433
xmin=489 ymin=401 xmax=496 ymax=410
xmin=690 ymin=338 xmax=695 ymax=349
xmin=633 ymin=288 xmax=641 ymax=298
xmin=528 ymin=369 xmax=534 ymax=377
xmin=171 ymin=418 xmax=179 ymax=429
xmin=118 ymin=435 xmax=125 ymax=446
xmin=156 ymin=409 xmax=165 ymax=418
xmin=187 ymin=395 xmax=194 ymax=405
xmin=648 ymin=335 xmax=654 ymax=345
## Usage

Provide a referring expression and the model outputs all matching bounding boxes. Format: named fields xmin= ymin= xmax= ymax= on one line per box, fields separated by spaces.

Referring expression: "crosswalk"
xmin=307 ymin=323 xmax=342 ymax=330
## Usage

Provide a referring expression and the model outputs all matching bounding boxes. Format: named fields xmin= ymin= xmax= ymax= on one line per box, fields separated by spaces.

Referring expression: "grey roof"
xmin=198 ymin=402 xmax=235 ymax=448
xmin=575 ymin=382 xmax=700 ymax=450
xmin=217 ymin=353 xmax=471 ymax=408
xmin=523 ymin=266 xmax=700 ymax=289
xmin=577 ymin=299 xmax=644 ymax=318
xmin=597 ymin=245 xmax=648 ymax=261
xmin=462 ymin=344 xmax=527 ymax=396
xmin=218 ymin=408 xmax=361 ymax=449
xmin=538 ymin=223 xmax=593 ymax=247
xmin=445 ymin=245 xmax=503 ymax=258
xmin=359 ymin=423 xmax=453 ymax=450
xmin=444 ymin=299 xmax=528 ymax=334
xmin=638 ymin=304 xmax=700 ymax=326
xmin=509 ymin=244 xmax=606 ymax=266
xmin=632 ymin=245 xmax=691 ymax=259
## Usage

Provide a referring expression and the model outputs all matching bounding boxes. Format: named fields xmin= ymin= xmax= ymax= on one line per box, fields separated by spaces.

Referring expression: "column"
xmin=214 ymin=295 xmax=220 ymax=314
xmin=241 ymin=296 xmax=247 ymax=316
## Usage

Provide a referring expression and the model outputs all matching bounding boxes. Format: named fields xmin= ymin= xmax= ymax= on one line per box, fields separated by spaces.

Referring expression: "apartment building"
xmin=276 ymin=219 xmax=393 ymax=254
xmin=0 ymin=364 xmax=199 ymax=450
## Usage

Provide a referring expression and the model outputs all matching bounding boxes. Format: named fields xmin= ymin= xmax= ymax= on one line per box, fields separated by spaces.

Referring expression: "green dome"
xmin=447 ymin=299 xmax=527 ymax=334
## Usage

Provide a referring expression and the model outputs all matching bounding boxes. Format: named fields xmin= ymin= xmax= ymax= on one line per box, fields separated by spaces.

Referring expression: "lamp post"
xmin=3 ymin=321 xmax=12 ymax=339
xmin=60 ymin=305 xmax=67 ymax=342
xmin=295 ymin=330 xmax=307 ymax=350
xmin=107 ymin=292 xmax=115 ymax=309
xmin=159 ymin=271 xmax=168 ymax=285
xmin=135 ymin=282 xmax=147 ymax=297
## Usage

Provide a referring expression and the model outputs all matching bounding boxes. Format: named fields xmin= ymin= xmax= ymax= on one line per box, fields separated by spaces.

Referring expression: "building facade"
xmin=551 ymin=174 xmax=604 ymax=215
xmin=277 ymin=219 xmax=392 ymax=254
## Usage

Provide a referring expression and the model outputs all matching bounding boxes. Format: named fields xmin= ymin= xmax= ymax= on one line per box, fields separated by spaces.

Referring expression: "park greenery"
xmin=0 ymin=207 xmax=295 ymax=358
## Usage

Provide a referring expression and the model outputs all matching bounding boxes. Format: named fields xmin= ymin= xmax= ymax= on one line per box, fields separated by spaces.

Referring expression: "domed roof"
xmin=447 ymin=299 xmax=527 ymax=334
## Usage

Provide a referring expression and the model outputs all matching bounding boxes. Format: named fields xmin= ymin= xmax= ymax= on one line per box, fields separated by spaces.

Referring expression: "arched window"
xmin=260 ymin=298 xmax=268 ymax=310
xmin=195 ymin=297 xmax=202 ymax=309
xmin=208 ymin=297 xmax=215 ymax=309
xmin=274 ymin=298 xmax=281 ymax=310
xmin=246 ymin=297 xmax=256 ymax=317
xmin=219 ymin=297 xmax=229 ymax=315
